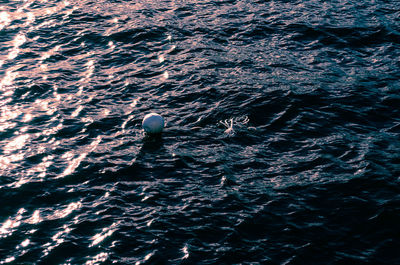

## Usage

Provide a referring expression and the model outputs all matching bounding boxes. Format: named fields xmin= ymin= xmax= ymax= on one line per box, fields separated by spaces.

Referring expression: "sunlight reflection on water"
xmin=90 ymin=222 xmax=119 ymax=247
xmin=58 ymin=136 xmax=101 ymax=178
xmin=0 ymin=11 xmax=11 ymax=30
xmin=42 ymin=225 xmax=72 ymax=257
xmin=0 ymin=0 xmax=398 ymax=263
xmin=52 ymin=201 xmax=82 ymax=220
xmin=8 ymin=34 xmax=26 ymax=60
xmin=85 ymin=252 xmax=109 ymax=265
xmin=0 ymin=208 xmax=25 ymax=239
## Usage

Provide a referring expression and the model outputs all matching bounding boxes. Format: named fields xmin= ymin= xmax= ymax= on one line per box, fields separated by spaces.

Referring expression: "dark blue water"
xmin=1 ymin=0 xmax=400 ymax=264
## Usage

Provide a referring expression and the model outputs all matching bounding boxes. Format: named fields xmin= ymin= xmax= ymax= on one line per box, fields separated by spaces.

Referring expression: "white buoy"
xmin=142 ymin=113 xmax=164 ymax=134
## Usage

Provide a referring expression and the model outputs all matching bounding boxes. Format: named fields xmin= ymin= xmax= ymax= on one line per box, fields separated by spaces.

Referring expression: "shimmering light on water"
xmin=27 ymin=210 xmax=41 ymax=225
xmin=61 ymin=153 xmax=87 ymax=177
xmin=90 ymin=222 xmax=119 ymax=247
xmin=8 ymin=34 xmax=26 ymax=60
xmin=108 ymin=41 xmax=115 ymax=50
xmin=0 ymin=0 xmax=399 ymax=264
xmin=82 ymin=60 xmax=95 ymax=82
xmin=59 ymin=136 xmax=101 ymax=178
xmin=42 ymin=225 xmax=72 ymax=257
xmin=40 ymin=45 xmax=61 ymax=61
xmin=0 ymin=209 xmax=25 ymax=238
xmin=52 ymin=202 xmax=82 ymax=220
xmin=85 ymin=252 xmax=108 ymax=265
xmin=3 ymin=256 xmax=15 ymax=263
xmin=0 ymin=11 xmax=11 ymax=30
xmin=20 ymin=239 xmax=30 ymax=248
xmin=4 ymin=134 xmax=30 ymax=153
xmin=182 ymin=245 xmax=189 ymax=259
xmin=0 ymin=71 xmax=17 ymax=92
xmin=146 ymin=219 xmax=153 ymax=227
xmin=25 ymin=12 xmax=35 ymax=26
xmin=135 ymin=252 xmax=154 ymax=265
xmin=163 ymin=71 xmax=169 ymax=79
xmin=71 ymin=105 xmax=84 ymax=118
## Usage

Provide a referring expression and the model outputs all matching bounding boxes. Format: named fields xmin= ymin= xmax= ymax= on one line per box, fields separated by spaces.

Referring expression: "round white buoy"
xmin=142 ymin=113 xmax=164 ymax=134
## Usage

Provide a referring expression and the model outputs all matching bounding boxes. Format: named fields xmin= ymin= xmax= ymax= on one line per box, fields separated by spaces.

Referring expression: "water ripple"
xmin=0 ymin=0 xmax=399 ymax=264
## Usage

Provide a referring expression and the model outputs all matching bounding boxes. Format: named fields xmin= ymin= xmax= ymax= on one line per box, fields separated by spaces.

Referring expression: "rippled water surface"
xmin=1 ymin=0 xmax=400 ymax=264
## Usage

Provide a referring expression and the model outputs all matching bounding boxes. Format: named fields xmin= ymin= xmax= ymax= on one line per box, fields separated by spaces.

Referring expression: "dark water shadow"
xmin=113 ymin=133 xmax=168 ymax=180
xmin=137 ymin=133 xmax=165 ymax=155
